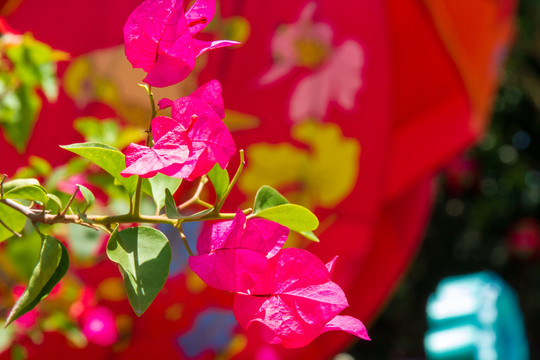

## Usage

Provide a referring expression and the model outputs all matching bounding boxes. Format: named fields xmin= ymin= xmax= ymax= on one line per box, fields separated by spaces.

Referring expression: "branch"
xmin=0 ymin=174 xmax=6 ymax=197
xmin=178 ymin=176 xmax=208 ymax=210
xmin=215 ymin=150 xmax=245 ymax=212
xmin=0 ymin=197 xmax=249 ymax=231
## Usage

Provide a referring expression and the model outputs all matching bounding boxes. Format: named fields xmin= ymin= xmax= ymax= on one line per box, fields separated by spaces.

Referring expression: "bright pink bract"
xmin=233 ymin=248 xmax=370 ymax=347
xmin=189 ymin=209 xmax=288 ymax=292
xmin=121 ymin=80 xmax=235 ymax=180
xmin=123 ymin=0 xmax=239 ymax=87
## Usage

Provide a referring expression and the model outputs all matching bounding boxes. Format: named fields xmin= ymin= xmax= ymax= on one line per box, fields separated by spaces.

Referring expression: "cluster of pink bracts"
xmin=190 ymin=209 xmax=370 ymax=347
xmin=120 ymin=0 xmax=369 ymax=347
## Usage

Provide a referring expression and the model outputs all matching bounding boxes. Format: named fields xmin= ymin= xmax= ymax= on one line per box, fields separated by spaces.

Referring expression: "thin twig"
xmin=177 ymin=222 xmax=193 ymax=256
xmin=178 ymin=176 xmax=208 ymax=210
xmin=0 ymin=197 xmax=244 ymax=228
xmin=194 ymin=199 xmax=213 ymax=209
xmin=60 ymin=187 xmax=79 ymax=217
xmin=132 ymin=84 xmax=157 ymax=216
xmin=215 ymin=150 xmax=245 ymax=212
xmin=0 ymin=174 xmax=6 ymax=197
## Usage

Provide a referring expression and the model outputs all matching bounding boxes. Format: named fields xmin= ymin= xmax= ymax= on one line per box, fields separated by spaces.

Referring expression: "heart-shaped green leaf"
xmin=253 ymin=185 xmax=289 ymax=214
xmin=6 ymin=235 xmax=69 ymax=326
xmin=60 ymin=142 xmax=137 ymax=194
xmin=252 ymin=186 xmax=319 ymax=241
xmin=106 ymin=226 xmax=171 ymax=316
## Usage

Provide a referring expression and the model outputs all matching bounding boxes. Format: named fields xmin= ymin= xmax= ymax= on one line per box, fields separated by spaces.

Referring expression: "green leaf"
xmin=253 ymin=185 xmax=289 ymax=214
xmin=67 ymin=224 xmax=101 ymax=260
xmin=4 ymin=185 xmax=48 ymax=204
xmin=106 ymin=226 xmax=171 ymax=316
xmin=254 ymin=204 xmax=319 ymax=233
xmin=0 ymin=321 xmax=15 ymax=353
xmin=0 ymin=82 xmax=20 ymax=125
xmin=6 ymin=235 xmax=69 ymax=326
xmin=147 ymin=174 xmax=182 ymax=212
xmin=0 ymin=202 xmax=26 ymax=242
xmin=6 ymin=231 xmax=41 ymax=280
xmin=5 ymin=33 xmax=63 ymax=102
xmin=164 ymin=188 xmax=182 ymax=219
xmin=28 ymin=156 xmax=52 ymax=176
xmin=252 ymin=186 xmax=320 ymax=241
xmin=2 ymin=178 xmax=40 ymax=193
xmin=60 ymin=142 xmax=137 ymax=194
xmin=1 ymin=85 xmax=41 ymax=153
xmin=299 ymin=230 xmax=320 ymax=242
xmin=208 ymin=164 xmax=229 ymax=202
xmin=77 ymin=184 xmax=95 ymax=212
xmin=73 ymin=117 xmax=144 ymax=149
xmin=46 ymin=193 xmax=63 ymax=214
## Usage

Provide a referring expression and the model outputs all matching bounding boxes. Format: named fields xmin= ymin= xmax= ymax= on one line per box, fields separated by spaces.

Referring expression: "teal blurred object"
xmin=424 ymin=272 xmax=529 ymax=360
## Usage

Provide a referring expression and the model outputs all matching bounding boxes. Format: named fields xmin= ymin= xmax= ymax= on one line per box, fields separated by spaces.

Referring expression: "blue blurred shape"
xmin=177 ymin=308 xmax=237 ymax=357
xmin=424 ymin=271 xmax=529 ymax=360
xmin=159 ymin=222 xmax=201 ymax=277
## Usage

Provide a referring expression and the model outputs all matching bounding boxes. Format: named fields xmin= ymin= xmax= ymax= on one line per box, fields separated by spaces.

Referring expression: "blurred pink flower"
xmin=124 ymin=0 xmax=239 ymax=87
xmin=81 ymin=306 xmax=119 ymax=346
xmin=121 ymin=80 xmax=235 ymax=180
xmin=189 ymin=209 xmax=288 ymax=292
xmin=259 ymin=1 xmax=364 ymax=122
xmin=289 ymin=40 xmax=364 ymax=122
xmin=234 ymin=248 xmax=370 ymax=347
xmin=259 ymin=2 xmax=333 ymax=84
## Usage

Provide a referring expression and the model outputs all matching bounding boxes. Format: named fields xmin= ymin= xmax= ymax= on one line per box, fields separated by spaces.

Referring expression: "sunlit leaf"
xmin=3 ymin=178 xmax=40 ymax=193
xmin=60 ymin=142 xmax=137 ymax=194
xmin=77 ymin=184 xmax=95 ymax=212
xmin=252 ymin=185 xmax=319 ymax=241
xmin=148 ymin=174 xmax=182 ymax=212
xmin=106 ymin=226 xmax=171 ymax=316
xmin=6 ymin=235 xmax=69 ymax=326
xmin=253 ymin=185 xmax=289 ymax=214
xmin=254 ymin=204 xmax=319 ymax=233
xmin=4 ymin=185 xmax=48 ymax=204
xmin=208 ymin=164 xmax=229 ymax=202
xmin=0 ymin=202 xmax=26 ymax=242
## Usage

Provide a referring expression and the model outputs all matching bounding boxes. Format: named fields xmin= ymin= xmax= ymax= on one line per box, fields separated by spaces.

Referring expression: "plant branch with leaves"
xmin=0 ymin=0 xmax=369 ymax=348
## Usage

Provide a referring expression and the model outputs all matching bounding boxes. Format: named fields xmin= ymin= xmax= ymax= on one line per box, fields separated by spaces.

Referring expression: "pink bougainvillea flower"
xmin=189 ymin=209 xmax=288 ymax=292
xmin=234 ymin=248 xmax=370 ymax=348
xmin=124 ymin=0 xmax=239 ymax=87
xmin=121 ymin=80 xmax=235 ymax=180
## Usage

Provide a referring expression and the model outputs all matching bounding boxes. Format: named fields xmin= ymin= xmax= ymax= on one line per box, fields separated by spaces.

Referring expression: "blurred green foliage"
xmin=0 ymin=33 xmax=67 ymax=152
